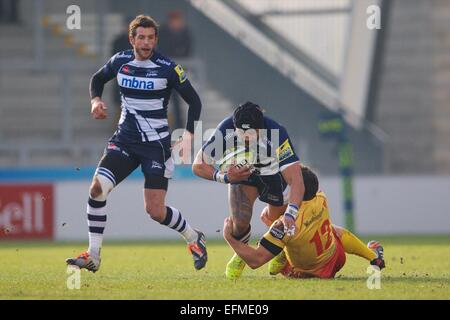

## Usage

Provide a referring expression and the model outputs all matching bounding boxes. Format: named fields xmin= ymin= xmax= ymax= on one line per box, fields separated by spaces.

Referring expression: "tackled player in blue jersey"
xmin=193 ymin=102 xmax=305 ymax=279
xmin=66 ymin=15 xmax=207 ymax=272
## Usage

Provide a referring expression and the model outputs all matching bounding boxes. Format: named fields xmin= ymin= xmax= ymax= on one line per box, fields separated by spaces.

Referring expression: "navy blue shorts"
xmin=235 ymin=172 xmax=289 ymax=206
xmin=95 ymin=133 xmax=174 ymax=190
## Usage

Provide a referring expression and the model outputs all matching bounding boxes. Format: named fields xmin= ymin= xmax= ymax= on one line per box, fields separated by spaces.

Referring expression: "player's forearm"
xmin=185 ymin=100 xmax=201 ymax=134
xmin=192 ymin=162 xmax=216 ymax=181
xmin=288 ymin=177 xmax=304 ymax=208
xmin=178 ymin=81 xmax=202 ymax=133
xmin=90 ymin=72 xmax=106 ymax=99
xmin=91 ymin=97 xmax=101 ymax=104
xmin=283 ymin=162 xmax=303 ymax=207
xmin=225 ymin=237 xmax=264 ymax=269
xmin=192 ymin=152 xmax=216 ymax=181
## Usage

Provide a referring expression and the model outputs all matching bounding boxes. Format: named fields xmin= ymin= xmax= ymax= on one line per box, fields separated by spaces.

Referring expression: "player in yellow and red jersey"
xmin=223 ymin=165 xmax=385 ymax=279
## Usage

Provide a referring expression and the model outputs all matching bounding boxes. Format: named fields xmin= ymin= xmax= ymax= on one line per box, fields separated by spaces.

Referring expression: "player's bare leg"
xmin=229 ymin=184 xmax=258 ymax=236
xmin=144 ymin=189 xmax=207 ymax=270
xmin=225 ymin=184 xmax=258 ymax=279
xmin=143 ymin=189 xmax=168 ymax=223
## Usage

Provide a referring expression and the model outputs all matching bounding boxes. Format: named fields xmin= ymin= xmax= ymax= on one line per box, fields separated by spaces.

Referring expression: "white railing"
xmin=189 ymin=0 xmax=340 ymax=112
xmin=188 ymin=0 xmax=386 ymax=138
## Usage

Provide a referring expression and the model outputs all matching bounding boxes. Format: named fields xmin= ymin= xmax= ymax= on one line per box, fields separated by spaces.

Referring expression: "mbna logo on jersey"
xmin=120 ymin=75 xmax=154 ymax=90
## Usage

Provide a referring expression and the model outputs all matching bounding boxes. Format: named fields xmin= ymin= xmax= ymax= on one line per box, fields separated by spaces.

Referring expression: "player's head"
xmin=129 ymin=15 xmax=159 ymax=60
xmin=301 ymin=165 xmax=319 ymax=201
xmin=233 ymin=102 xmax=264 ymax=142
xmin=233 ymin=102 xmax=264 ymax=130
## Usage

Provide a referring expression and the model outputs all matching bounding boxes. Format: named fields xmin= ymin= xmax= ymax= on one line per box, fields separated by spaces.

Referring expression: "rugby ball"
xmin=217 ymin=147 xmax=255 ymax=173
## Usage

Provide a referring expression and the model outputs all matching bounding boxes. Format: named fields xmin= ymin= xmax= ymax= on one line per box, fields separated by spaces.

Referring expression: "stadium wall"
xmin=1 ymin=169 xmax=449 ymax=241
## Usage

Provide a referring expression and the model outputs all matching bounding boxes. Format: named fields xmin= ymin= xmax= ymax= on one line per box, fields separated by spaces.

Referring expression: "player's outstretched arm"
xmin=282 ymin=162 xmax=304 ymax=208
xmin=281 ymin=162 xmax=305 ymax=235
xmin=223 ymin=217 xmax=274 ymax=269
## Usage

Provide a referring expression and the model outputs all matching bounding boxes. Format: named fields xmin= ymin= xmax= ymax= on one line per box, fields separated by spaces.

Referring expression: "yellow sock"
xmin=337 ymin=227 xmax=377 ymax=261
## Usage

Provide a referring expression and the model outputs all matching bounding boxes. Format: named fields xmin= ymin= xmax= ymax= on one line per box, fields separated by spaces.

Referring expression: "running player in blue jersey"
xmin=192 ymin=102 xmax=305 ymax=279
xmin=66 ymin=15 xmax=207 ymax=272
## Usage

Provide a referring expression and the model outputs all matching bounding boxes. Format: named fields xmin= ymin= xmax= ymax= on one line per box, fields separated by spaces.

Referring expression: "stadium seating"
xmin=375 ymin=1 xmax=450 ymax=173
xmin=0 ymin=2 xmax=234 ymax=167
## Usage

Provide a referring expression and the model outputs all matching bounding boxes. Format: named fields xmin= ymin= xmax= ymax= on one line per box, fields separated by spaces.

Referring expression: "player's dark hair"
xmin=129 ymin=15 xmax=159 ymax=38
xmin=301 ymin=165 xmax=319 ymax=201
xmin=233 ymin=101 xmax=264 ymax=130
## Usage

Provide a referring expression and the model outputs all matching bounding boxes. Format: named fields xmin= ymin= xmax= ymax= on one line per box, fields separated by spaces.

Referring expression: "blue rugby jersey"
xmin=90 ymin=49 xmax=201 ymax=143
xmin=202 ymin=116 xmax=300 ymax=176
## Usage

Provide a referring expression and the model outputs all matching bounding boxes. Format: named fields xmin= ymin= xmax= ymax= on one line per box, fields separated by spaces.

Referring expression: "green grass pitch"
xmin=0 ymin=235 xmax=449 ymax=299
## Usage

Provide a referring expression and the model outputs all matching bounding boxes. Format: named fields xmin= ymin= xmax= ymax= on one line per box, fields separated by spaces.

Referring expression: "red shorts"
xmin=315 ymin=230 xmax=346 ymax=278
xmin=282 ymin=229 xmax=346 ymax=279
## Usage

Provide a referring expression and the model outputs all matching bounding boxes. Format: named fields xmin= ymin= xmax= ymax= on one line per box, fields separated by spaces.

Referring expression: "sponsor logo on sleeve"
xmin=277 ymin=139 xmax=294 ymax=162
xmin=174 ymin=64 xmax=187 ymax=83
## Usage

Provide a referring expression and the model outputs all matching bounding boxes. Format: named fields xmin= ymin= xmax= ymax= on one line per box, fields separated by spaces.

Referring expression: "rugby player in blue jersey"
xmin=66 ymin=15 xmax=207 ymax=272
xmin=193 ymin=102 xmax=305 ymax=279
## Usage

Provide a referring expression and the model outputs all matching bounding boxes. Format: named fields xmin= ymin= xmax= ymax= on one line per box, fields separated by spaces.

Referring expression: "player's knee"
xmin=89 ymin=175 xmax=113 ymax=201
xmin=146 ymin=204 xmax=165 ymax=222
xmin=89 ymin=179 xmax=103 ymax=199
xmin=192 ymin=163 xmax=201 ymax=176
xmin=248 ymin=262 xmax=260 ymax=270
